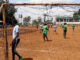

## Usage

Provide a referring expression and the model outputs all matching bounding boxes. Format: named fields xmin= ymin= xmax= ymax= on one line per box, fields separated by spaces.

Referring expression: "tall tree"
xmin=0 ymin=0 xmax=17 ymax=24
xmin=23 ymin=16 xmax=31 ymax=26
xmin=73 ymin=9 xmax=80 ymax=17
xmin=32 ymin=17 xmax=43 ymax=29
xmin=32 ymin=19 xmax=38 ymax=25
xmin=37 ymin=17 xmax=42 ymax=23
xmin=32 ymin=19 xmax=39 ymax=29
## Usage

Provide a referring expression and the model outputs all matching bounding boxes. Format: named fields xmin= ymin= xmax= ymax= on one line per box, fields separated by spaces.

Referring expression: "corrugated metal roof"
xmin=56 ymin=16 xmax=80 ymax=20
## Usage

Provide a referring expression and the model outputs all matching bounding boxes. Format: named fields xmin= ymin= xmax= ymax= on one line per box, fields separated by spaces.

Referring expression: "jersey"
xmin=40 ymin=24 xmax=43 ymax=29
xmin=63 ymin=25 xmax=68 ymax=31
xmin=13 ymin=25 xmax=20 ymax=40
xmin=72 ymin=25 xmax=75 ymax=28
xmin=54 ymin=25 xmax=57 ymax=30
xmin=43 ymin=25 xmax=48 ymax=35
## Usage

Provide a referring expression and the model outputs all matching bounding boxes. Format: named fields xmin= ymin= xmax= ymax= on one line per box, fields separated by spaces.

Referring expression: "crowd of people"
xmin=11 ymin=21 xmax=76 ymax=60
xmin=39 ymin=23 xmax=76 ymax=41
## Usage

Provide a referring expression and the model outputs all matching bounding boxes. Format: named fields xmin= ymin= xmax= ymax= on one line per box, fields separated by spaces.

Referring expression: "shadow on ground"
xmin=47 ymin=40 xmax=52 ymax=42
xmin=23 ymin=58 xmax=33 ymax=60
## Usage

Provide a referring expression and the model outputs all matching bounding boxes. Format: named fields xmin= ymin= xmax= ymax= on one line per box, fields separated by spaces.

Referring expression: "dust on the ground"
xmin=0 ymin=25 xmax=80 ymax=60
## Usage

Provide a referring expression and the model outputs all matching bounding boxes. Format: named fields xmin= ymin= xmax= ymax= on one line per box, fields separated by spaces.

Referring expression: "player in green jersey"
xmin=72 ymin=24 xmax=75 ymax=31
xmin=43 ymin=23 xmax=48 ymax=41
xmin=63 ymin=23 xmax=68 ymax=39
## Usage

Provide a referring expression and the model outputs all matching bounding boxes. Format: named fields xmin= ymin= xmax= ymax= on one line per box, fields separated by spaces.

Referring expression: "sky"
xmin=9 ymin=0 xmax=80 ymax=23
xmin=10 ymin=0 xmax=80 ymax=3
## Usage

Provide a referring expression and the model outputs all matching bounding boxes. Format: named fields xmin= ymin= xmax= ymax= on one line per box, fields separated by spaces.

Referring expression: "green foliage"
xmin=45 ymin=20 xmax=53 ymax=24
xmin=5 ymin=5 xmax=17 ymax=24
xmin=73 ymin=13 xmax=76 ymax=16
xmin=0 ymin=0 xmax=17 ymax=25
xmin=32 ymin=17 xmax=42 ymax=25
xmin=32 ymin=19 xmax=39 ymax=29
xmin=23 ymin=16 xmax=31 ymax=26
xmin=73 ymin=9 xmax=80 ymax=17
xmin=18 ymin=23 xmax=22 ymax=26
xmin=32 ymin=19 xmax=38 ymax=25
xmin=38 ymin=17 xmax=42 ymax=23
xmin=0 ymin=0 xmax=5 ymax=6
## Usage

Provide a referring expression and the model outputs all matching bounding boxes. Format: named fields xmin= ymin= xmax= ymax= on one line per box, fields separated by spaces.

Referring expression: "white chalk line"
xmin=0 ymin=47 xmax=80 ymax=55
xmin=15 ymin=48 xmax=80 ymax=55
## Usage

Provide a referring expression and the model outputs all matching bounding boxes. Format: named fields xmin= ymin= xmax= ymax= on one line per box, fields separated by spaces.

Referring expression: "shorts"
xmin=64 ymin=30 xmax=67 ymax=32
xmin=54 ymin=30 xmax=56 ymax=32
xmin=43 ymin=32 xmax=47 ymax=35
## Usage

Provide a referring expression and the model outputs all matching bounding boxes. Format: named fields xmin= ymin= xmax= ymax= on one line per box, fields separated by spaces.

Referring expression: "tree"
xmin=32 ymin=19 xmax=39 ymax=29
xmin=32 ymin=17 xmax=43 ymax=29
xmin=45 ymin=20 xmax=53 ymax=24
xmin=37 ymin=17 xmax=42 ymax=23
xmin=23 ymin=16 xmax=31 ymax=26
xmin=73 ymin=12 xmax=77 ymax=16
xmin=32 ymin=17 xmax=42 ymax=25
xmin=73 ymin=9 xmax=80 ymax=17
xmin=0 ymin=0 xmax=17 ymax=25
xmin=32 ymin=19 xmax=38 ymax=24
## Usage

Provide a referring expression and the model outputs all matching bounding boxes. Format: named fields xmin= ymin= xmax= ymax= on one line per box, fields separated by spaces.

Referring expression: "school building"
xmin=56 ymin=16 xmax=80 ymax=24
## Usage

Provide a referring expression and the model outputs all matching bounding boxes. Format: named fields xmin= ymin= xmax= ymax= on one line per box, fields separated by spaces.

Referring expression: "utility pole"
xmin=43 ymin=5 xmax=48 ymax=22
xmin=44 ymin=14 xmax=47 ymax=22
xmin=3 ymin=0 xmax=9 ymax=60
xmin=44 ymin=5 xmax=53 ymax=23
xmin=3 ymin=5 xmax=9 ymax=60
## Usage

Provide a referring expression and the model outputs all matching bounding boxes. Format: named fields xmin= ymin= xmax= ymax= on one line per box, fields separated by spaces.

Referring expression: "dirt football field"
xmin=0 ymin=25 xmax=80 ymax=60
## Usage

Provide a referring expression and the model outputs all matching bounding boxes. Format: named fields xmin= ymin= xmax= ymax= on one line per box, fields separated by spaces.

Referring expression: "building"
xmin=56 ymin=16 xmax=80 ymax=24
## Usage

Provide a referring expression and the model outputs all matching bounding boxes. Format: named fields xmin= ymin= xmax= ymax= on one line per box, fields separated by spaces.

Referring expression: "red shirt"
xmin=47 ymin=24 xmax=50 ymax=28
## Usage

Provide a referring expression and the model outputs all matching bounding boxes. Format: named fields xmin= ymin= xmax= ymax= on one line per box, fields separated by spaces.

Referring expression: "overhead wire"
xmin=16 ymin=5 xmax=80 ymax=18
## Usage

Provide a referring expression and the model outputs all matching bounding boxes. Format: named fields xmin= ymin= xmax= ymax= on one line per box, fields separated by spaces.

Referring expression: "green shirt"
xmin=72 ymin=25 xmax=75 ymax=28
xmin=43 ymin=25 xmax=48 ymax=34
xmin=64 ymin=25 xmax=68 ymax=31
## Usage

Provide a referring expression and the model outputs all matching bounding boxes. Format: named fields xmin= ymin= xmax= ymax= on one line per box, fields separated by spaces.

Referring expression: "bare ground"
xmin=0 ymin=25 xmax=80 ymax=60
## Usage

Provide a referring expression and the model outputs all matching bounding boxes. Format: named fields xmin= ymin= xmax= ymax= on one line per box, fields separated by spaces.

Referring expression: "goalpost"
xmin=1 ymin=3 xmax=80 ymax=60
